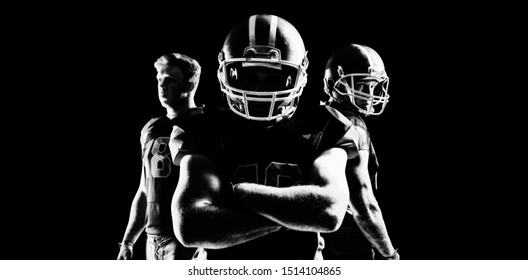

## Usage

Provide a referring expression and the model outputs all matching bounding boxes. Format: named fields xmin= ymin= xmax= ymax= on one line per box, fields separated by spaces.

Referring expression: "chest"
xmin=217 ymin=128 xmax=317 ymax=187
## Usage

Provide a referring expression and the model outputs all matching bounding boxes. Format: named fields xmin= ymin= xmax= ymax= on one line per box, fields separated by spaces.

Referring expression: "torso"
xmin=173 ymin=106 xmax=356 ymax=259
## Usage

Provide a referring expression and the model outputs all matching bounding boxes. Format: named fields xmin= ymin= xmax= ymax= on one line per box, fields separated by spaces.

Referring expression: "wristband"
xmin=118 ymin=241 xmax=134 ymax=248
xmin=384 ymin=249 xmax=399 ymax=260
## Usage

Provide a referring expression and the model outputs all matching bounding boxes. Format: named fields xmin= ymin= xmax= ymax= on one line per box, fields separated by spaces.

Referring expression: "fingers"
xmin=117 ymin=249 xmax=133 ymax=260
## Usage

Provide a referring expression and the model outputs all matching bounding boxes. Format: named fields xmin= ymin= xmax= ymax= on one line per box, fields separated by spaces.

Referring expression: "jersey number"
xmin=147 ymin=137 xmax=171 ymax=178
xmin=234 ymin=162 xmax=301 ymax=188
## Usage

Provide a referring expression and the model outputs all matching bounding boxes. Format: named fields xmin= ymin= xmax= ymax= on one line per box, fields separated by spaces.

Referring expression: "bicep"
xmin=310 ymin=147 xmax=350 ymax=230
xmin=347 ymin=150 xmax=379 ymax=213
xmin=175 ymin=154 xmax=223 ymax=209
xmin=310 ymin=147 xmax=348 ymax=192
xmin=346 ymin=150 xmax=372 ymax=191
xmin=169 ymin=125 xmax=199 ymax=166
xmin=138 ymin=165 xmax=147 ymax=194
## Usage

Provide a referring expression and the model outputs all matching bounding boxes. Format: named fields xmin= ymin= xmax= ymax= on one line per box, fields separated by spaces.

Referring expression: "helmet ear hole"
xmin=337 ymin=65 xmax=345 ymax=77
xmin=324 ymin=78 xmax=334 ymax=94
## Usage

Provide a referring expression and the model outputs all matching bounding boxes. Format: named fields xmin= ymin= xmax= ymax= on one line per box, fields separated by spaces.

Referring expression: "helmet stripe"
xmin=269 ymin=15 xmax=278 ymax=47
xmin=249 ymin=15 xmax=257 ymax=46
xmin=356 ymin=44 xmax=375 ymax=69
xmin=369 ymin=48 xmax=385 ymax=70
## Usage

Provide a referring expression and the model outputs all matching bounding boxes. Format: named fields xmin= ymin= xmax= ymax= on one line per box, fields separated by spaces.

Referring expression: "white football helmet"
xmin=324 ymin=44 xmax=389 ymax=116
xmin=218 ymin=14 xmax=309 ymax=121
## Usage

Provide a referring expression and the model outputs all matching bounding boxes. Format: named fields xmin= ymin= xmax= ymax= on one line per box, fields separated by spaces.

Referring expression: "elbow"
xmin=172 ymin=203 xmax=221 ymax=248
xmin=171 ymin=204 xmax=201 ymax=247
xmin=318 ymin=200 xmax=348 ymax=232
xmin=320 ymin=208 xmax=345 ymax=232
xmin=173 ymin=215 xmax=205 ymax=248
xmin=172 ymin=213 xmax=192 ymax=247
xmin=350 ymin=200 xmax=382 ymax=223
xmin=173 ymin=221 xmax=192 ymax=247
xmin=319 ymin=182 xmax=349 ymax=232
xmin=177 ymin=232 xmax=201 ymax=248
xmin=317 ymin=216 xmax=340 ymax=233
xmin=349 ymin=187 xmax=381 ymax=219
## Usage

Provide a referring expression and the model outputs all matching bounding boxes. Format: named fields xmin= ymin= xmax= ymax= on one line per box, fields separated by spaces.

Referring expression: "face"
xmin=352 ymin=79 xmax=378 ymax=110
xmin=156 ymin=65 xmax=188 ymax=109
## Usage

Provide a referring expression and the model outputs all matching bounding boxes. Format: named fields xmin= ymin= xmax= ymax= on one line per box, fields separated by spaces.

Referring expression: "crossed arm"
xmin=233 ymin=147 xmax=350 ymax=233
xmin=171 ymin=153 xmax=282 ymax=249
xmin=171 ymin=148 xmax=349 ymax=249
xmin=170 ymin=127 xmax=349 ymax=249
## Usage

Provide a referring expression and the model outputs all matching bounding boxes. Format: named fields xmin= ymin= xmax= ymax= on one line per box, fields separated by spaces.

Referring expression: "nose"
xmin=159 ymin=82 xmax=167 ymax=91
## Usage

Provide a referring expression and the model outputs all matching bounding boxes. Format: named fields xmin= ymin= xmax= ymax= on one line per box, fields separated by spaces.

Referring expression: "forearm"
xmin=173 ymin=154 xmax=281 ymax=249
xmin=350 ymin=194 xmax=395 ymax=256
xmin=234 ymin=182 xmax=346 ymax=232
xmin=175 ymin=200 xmax=281 ymax=249
xmin=121 ymin=191 xmax=147 ymax=244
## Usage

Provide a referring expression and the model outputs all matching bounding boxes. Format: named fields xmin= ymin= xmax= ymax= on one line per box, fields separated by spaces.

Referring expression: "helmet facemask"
xmin=218 ymin=46 xmax=308 ymax=121
xmin=330 ymin=65 xmax=389 ymax=116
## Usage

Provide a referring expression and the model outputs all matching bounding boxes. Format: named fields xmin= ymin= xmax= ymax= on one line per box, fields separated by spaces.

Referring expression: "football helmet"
xmin=324 ymin=44 xmax=389 ymax=116
xmin=218 ymin=14 xmax=309 ymax=121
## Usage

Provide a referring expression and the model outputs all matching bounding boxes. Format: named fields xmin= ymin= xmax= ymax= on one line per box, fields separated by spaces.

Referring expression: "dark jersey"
xmin=140 ymin=116 xmax=176 ymax=236
xmin=321 ymin=102 xmax=380 ymax=259
xmin=139 ymin=108 xmax=203 ymax=259
xmin=171 ymin=106 xmax=357 ymax=260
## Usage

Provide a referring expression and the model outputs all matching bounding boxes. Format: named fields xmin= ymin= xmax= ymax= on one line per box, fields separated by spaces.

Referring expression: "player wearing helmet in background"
xmin=168 ymin=14 xmax=358 ymax=259
xmin=320 ymin=43 xmax=399 ymax=260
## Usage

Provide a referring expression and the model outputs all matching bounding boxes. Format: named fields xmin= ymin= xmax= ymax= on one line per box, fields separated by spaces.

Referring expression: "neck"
xmin=166 ymin=100 xmax=196 ymax=119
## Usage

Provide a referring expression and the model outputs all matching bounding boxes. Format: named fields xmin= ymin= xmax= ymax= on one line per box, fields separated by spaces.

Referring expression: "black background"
xmin=4 ymin=2 xmax=524 ymax=260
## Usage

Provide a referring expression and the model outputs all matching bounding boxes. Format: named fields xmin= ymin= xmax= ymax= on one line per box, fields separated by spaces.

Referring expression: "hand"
xmin=373 ymin=248 xmax=399 ymax=260
xmin=117 ymin=242 xmax=134 ymax=260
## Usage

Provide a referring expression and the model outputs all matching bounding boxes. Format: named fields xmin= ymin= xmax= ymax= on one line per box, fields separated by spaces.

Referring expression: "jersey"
xmin=139 ymin=108 xmax=203 ymax=259
xmin=171 ymin=106 xmax=358 ymax=260
xmin=320 ymin=101 xmax=380 ymax=259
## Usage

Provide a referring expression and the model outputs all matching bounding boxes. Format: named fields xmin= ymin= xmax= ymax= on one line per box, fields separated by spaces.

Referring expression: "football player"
xmin=169 ymin=14 xmax=359 ymax=259
xmin=320 ymin=43 xmax=399 ymax=260
xmin=117 ymin=53 xmax=204 ymax=260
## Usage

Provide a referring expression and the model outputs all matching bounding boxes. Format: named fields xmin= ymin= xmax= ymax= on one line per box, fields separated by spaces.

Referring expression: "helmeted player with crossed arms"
xmin=169 ymin=14 xmax=364 ymax=259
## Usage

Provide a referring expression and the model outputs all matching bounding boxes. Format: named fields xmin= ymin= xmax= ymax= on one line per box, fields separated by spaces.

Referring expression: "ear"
xmin=323 ymin=78 xmax=334 ymax=94
xmin=184 ymin=81 xmax=195 ymax=93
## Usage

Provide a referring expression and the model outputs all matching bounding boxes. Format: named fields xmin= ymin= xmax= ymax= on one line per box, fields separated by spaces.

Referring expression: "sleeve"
xmin=139 ymin=119 xmax=155 ymax=156
xmin=335 ymin=125 xmax=360 ymax=160
xmin=169 ymin=125 xmax=200 ymax=166
xmin=139 ymin=130 xmax=146 ymax=156
xmin=354 ymin=125 xmax=370 ymax=151
xmin=318 ymin=105 xmax=363 ymax=160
